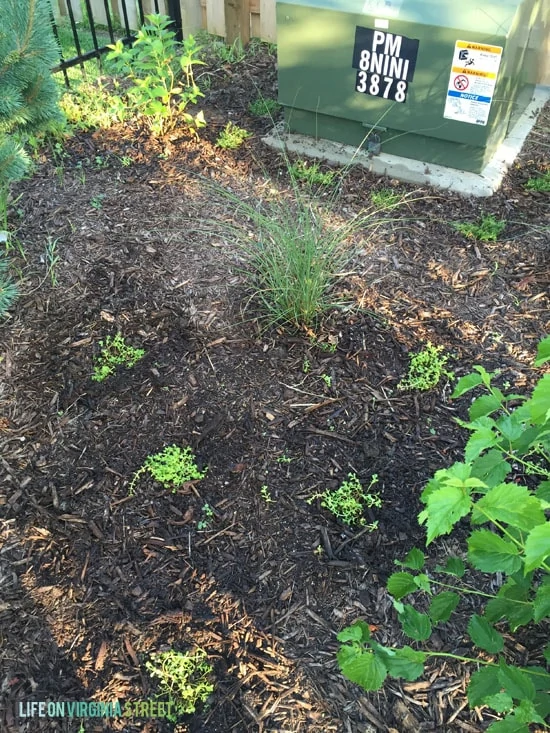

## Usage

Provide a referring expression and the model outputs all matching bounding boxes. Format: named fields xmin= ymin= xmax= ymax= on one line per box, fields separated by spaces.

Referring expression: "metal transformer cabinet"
xmin=276 ymin=0 xmax=544 ymax=172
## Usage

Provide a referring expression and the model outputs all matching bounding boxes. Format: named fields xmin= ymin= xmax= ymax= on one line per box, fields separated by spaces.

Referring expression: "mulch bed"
xmin=1 ymin=45 xmax=549 ymax=733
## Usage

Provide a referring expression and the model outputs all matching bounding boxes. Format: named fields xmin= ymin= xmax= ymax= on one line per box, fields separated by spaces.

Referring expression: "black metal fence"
xmin=50 ymin=0 xmax=183 ymax=86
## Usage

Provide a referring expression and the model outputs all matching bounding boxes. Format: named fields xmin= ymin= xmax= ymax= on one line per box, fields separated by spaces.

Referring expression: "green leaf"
xmin=533 ymin=582 xmax=550 ymax=623
xmin=413 ymin=574 xmax=431 ymax=592
xmin=534 ymin=690 xmax=550 ymax=719
xmin=486 ymin=718 xmax=530 ymax=733
xmin=485 ymin=580 xmax=533 ymax=631
xmin=419 ymin=485 xmax=472 ymax=544
xmin=452 ymin=371 xmax=484 ymax=398
xmin=469 ymin=393 xmax=504 ymax=420
xmin=464 ymin=422 xmax=498 ymax=462
xmin=471 ymin=483 xmax=545 ymax=532
xmin=530 ymin=374 xmax=550 ymax=425
xmin=495 ymin=414 xmax=525 ymax=443
xmin=514 ymin=698 xmax=546 ymax=725
xmin=467 ymin=614 xmax=504 ymax=653
xmin=522 ymin=666 xmax=550 ymax=691
xmin=429 ymin=591 xmax=459 ymax=622
xmin=436 ymin=556 xmax=466 ymax=577
xmin=398 ymin=605 xmax=432 ymax=641
xmin=545 ymin=645 xmax=550 ymax=664
xmin=524 ymin=523 xmax=550 ymax=573
xmin=371 ymin=644 xmax=426 ymax=681
xmin=497 ymin=660 xmax=535 ymax=701
xmin=400 ymin=548 xmax=425 ymax=570
xmin=534 ymin=336 xmax=550 ymax=367
xmin=337 ymin=646 xmax=387 ymax=691
xmin=471 ymin=449 xmax=511 ymax=488
xmin=387 ymin=572 xmax=418 ymax=600
xmin=468 ymin=665 xmax=501 ymax=706
xmin=337 ymin=621 xmax=371 ymax=643
xmin=483 ymin=692 xmax=514 ymax=713
xmin=468 ymin=530 xmax=522 ymax=574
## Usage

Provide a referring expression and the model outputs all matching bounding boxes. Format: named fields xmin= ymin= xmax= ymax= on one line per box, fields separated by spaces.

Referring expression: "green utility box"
xmin=277 ymin=0 xmax=544 ymax=172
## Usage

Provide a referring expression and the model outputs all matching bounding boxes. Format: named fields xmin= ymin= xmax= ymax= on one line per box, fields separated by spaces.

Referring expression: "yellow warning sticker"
xmin=456 ymin=41 xmax=502 ymax=55
xmin=444 ymin=39 xmax=503 ymax=126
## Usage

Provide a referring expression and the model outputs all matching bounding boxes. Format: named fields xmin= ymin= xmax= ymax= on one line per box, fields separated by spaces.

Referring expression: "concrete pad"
xmin=262 ymin=86 xmax=550 ymax=197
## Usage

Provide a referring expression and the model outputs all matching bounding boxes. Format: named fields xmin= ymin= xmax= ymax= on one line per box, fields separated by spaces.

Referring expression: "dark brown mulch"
xmin=0 ymin=45 xmax=548 ymax=733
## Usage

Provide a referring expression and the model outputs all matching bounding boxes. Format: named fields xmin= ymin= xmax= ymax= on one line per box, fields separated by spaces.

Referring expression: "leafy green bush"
xmin=338 ymin=336 xmax=550 ymax=732
xmin=106 ymin=14 xmax=205 ymax=136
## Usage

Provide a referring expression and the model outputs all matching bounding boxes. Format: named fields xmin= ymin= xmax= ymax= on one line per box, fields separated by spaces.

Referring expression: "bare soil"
xmin=1 ymin=46 xmax=549 ymax=733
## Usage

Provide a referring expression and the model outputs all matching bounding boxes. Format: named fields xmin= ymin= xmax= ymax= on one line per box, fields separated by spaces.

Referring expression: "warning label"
xmin=443 ymin=40 xmax=502 ymax=125
xmin=352 ymin=26 xmax=419 ymax=103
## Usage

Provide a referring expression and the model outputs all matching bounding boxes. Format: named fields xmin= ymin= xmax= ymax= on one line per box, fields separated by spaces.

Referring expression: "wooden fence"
xmin=51 ymin=0 xmax=276 ymax=43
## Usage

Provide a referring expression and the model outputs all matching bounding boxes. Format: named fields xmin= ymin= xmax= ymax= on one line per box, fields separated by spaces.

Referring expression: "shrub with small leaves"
xmin=91 ymin=334 xmax=144 ymax=382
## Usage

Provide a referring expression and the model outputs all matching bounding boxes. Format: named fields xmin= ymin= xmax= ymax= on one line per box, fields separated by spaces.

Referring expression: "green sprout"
xmin=197 ymin=502 xmax=214 ymax=530
xmin=321 ymin=373 xmax=332 ymax=388
xmin=260 ymin=485 xmax=274 ymax=503
xmin=398 ymin=342 xmax=454 ymax=392
xmin=129 ymin=445 xmax=207 ymax=494
xmin=309 ymin=473 xmax=381 ymax=527
xmin=289 ymin=159 xmax=335 ymax=187
xmin=302 ymin=358 xmax=311 ymax=374
xmin=145 ymin=648 xmax=213 ymax=717
xmin=92 ymin=333 xmax=145 ymax=382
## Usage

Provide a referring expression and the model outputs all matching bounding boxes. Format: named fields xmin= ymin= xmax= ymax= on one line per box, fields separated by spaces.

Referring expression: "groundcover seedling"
xmin=216 ymin=121 xmax=251 ymax=149
xmin=337 ymin=336 xmax=550 ymax=733
xmin=289 ymin=160 xmax=336 ymax=187
xmin=309 ymin=473 xmax=381 ymax=527
xmin=130 ymin=445 xmax=207 ymax=494
xmin=91 ymin=333 xmax=145 ymax=382
xmin=197 ymin=502 xmax=214 ymax=530
xmin=370 ymin=188 xmax=402 ymax=209
xmin=248 ymin=97 xmax=281 ymax=118
xmin=525 ymin=170 xmax=550 ymax=192
xmin=452 ymin=214 xmax=506 ymax=242
xmin=146 ymin=648 xmax=213 ymax=717
xmin=398 ymin=342 xmax=454 ymax=392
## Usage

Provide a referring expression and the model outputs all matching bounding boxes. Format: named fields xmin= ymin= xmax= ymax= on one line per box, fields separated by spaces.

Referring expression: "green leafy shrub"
xmin=106 ymin=14 xmax=205 ymax=136
xmin=91 ymin=333 xmax=145 ymax=382
xmin=146 ymin=648 xmax=213 ymax=716
xmin=337 ymin=336 xmax=550 ymax=732
xmin=452 ymin=214 xmax=506 ymax=242
xmin=129 ymin=444 xmax=207 ymax=494
xmin=60 ymin=80 xmax=127 ymax=130
xmin=398 ymin=342 xmax=454 ymax=391
xmin=309 ymin=473 xmax=381 ymax=527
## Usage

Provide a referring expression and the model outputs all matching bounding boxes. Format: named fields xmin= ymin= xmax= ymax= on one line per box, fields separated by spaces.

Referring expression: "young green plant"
xmin=452 ymin=214 xmax=506 ymax=242
xmin=92 ymin=334 xmax=145 ymax=382
xmin=398 ymin=342 xmax=454 ymax=392
xmin=337 ymin=336 xmax=550 ymax=732
xmin=146 ymin=648 xmax=213 ymax=718
xmin=216 ymin=122 xmax=251 ymax=149
xmin=309 ymin=473 xmax=381 ymax=527
xmin=106 ymin=14 xmax=206 ymax=136
xmin=130 ymin=445 xmax=206 ymax=494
